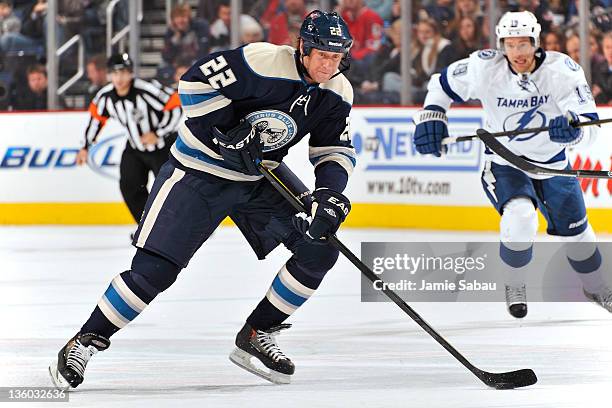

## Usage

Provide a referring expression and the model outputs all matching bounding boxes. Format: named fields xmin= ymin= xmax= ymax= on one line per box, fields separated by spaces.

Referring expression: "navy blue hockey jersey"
xmin=173 ymin=42 xmax=356 ymax=187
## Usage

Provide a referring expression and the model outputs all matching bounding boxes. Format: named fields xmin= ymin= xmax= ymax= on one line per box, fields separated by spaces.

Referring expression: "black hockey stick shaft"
xmin=257 ymin=160 xmax=537 ymax=389
xmin=476 ymin=129 xmax=612 ymax=179
xmin=444 ymin=116 xmax=612 ymax=145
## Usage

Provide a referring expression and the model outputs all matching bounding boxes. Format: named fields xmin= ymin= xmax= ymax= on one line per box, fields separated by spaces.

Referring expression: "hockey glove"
xmin=412 ymin=105 xmax=449 ymax=157
xmin=549 ymin=111 xmax=582 ymax=146
xmin=213 ymin=120 xmax=264 ymax=175
xmin=292 ymin=188 xmax=351 ymax=243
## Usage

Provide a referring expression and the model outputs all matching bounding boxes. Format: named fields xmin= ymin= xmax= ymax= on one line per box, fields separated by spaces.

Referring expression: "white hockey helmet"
xmin=495 ymin=11 xmax=541 ymax=50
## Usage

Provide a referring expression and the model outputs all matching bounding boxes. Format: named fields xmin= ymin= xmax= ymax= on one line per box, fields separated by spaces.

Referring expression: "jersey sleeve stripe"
xmin=179 ymin=91 xmax=221 ymax=106
xmin=183 ymin=95 xmax=232 ymax=118
xmin=310 ymin=153 xmax=355 ymax=177
xmin=440 ymin=67 xmax=465 ymax=103
xmin=178 ymin=80 xmax=216 ymax=94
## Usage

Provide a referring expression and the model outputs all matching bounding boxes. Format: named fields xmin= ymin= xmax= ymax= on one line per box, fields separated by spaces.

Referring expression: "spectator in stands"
xmin=590 ymin=30 xmax=606 ymax=67
xmin=239 ymin=14 xmax=264 ymax=45
xmin=542 ymin=30 xmax=564 ymax=52
xmin=21 ymin=0 xmax=47 ymax=44
xmin=365 ymin=0 xmax=393 ymax=22
xmin=592 ymin=32 xmax=612 ymax=104
xmin=85 ymin=54 xmax=107 ymax=105
xmin=10 ymin=63 xmax=65 ymax=110
xmin=447 ymin=0 xmax=483 ymax=39
xmin=267 ymin=0 xmax=308 ymax=47
xmin=565 ymin=34 xmax=580 ymax=63
xmin=422 ymin=0 xmax=454 ymax=35
xmin=354 ymin=18 xmax=402 ymax=104
xmin=0 ymin=1 xmax=20 ymax=33
xmin=449 ymin=16 xmax=481 ymax=61
xmin=0 ymin=1 xmax=40 ymax=53
xmin=172 ymin=57 xmax=192 ymax=89
xmin=161 ymin=3 xmax=210 ymax=67
xmin=514 ymin=0 xmax=554 ymax=33
xmin=412 ymin=18 xmax=453 ymax=102
xmin=209 ymin=1 xmax=231 ymax=52
xmin=340 ymin=0 xmax=383 ymax=61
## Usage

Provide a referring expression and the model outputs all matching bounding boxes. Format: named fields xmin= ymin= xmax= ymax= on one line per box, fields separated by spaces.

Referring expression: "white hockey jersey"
xmin=424 ymin=49 xmax=599 ymax=172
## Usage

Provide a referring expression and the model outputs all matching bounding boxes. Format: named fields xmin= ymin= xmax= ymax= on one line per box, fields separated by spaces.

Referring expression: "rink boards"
xmin=1 ymin=107 xmax=611 ymax=231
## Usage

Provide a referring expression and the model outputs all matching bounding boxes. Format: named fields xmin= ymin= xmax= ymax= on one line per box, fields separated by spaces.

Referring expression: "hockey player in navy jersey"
xmin=50 ymin=10 xmax=356 ymax=389
xmin=412 ymin=11 xmax=611 ymax=318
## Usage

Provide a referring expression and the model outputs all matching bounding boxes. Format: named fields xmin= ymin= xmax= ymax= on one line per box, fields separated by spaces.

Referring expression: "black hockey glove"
xmin=292 ymin=188 xmax=351 ymax=244
xmin=213 ymin=120 xmax=263 ymax=175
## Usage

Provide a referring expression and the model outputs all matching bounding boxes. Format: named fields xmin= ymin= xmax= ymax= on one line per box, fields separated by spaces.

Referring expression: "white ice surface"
xmin=1 ymin=226 xmax=611 ymax=408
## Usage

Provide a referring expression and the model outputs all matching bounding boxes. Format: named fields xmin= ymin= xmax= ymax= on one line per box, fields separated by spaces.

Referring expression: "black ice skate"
xmin=505 ymin=284 xmax=528 ymax=318
xmin=49 ymin=332 xmax=110 ymax=390
xmin=229 ymin=323 xmax=295 ymax=384
xmin=583 ymin=287 xmax=612 ymax=313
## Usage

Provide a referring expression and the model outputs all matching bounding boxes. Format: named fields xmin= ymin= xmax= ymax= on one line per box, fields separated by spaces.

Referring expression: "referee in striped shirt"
xmin=77 ymin=53 xmax=183 ymax=224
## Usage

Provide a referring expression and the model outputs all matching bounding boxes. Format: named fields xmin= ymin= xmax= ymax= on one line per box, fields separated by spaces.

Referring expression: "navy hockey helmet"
xmin=298 ymin=10 xmax=353 ymax=78
xmin=299 ymin=10 xmax=353 ymax=57
xmin=107 ymin=53 xmax=133 ymax=72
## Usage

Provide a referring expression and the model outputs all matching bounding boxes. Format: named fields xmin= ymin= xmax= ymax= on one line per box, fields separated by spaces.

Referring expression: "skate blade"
xmin=229 ymin=348 xmax=291 ymax=385
xmin=48 ymin=361 xmax=73 ymax=391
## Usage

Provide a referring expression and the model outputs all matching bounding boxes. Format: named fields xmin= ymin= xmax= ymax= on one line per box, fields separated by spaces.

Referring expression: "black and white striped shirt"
xmin=84 ymin=79 xmax=183 ymax=152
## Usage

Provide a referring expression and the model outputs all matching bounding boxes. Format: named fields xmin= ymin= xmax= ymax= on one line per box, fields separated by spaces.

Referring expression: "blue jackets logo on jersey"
xmin=245 ymin=110 xmax=297 ymax=152
xmin=503 ymin=105 xmax=546 ymax=141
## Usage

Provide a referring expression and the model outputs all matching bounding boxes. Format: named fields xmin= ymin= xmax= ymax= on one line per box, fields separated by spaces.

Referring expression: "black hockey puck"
xmin=494 ymin=382 xmax=516 ymax=390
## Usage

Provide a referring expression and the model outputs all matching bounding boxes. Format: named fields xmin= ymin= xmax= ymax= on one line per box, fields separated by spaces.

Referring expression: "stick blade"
xmin=481 ymin=369 xmax=538 ymax=389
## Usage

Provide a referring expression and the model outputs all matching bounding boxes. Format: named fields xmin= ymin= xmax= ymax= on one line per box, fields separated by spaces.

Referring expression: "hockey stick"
xmin=476 ymin=129 xmax=612 ymax=179
xmin=258 ymin=160 xmax=537 ymax=390
xmin=442 ymin=117 xmax=612 ymax=146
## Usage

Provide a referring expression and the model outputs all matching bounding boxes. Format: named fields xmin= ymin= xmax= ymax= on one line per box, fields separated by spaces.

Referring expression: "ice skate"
xmin=49 ymin=332 xmax=110 ymax=390
xmin=505 ymin=284 xmax=528 ymax=318
xmin=229 ymin=323 xmax=295 ymax=384
xmin=583 ymin=287 xmax=612 ymax=313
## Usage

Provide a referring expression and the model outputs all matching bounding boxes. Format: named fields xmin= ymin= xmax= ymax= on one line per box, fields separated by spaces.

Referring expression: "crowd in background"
xmin=0 ymin=0 xmax=611 ymax=111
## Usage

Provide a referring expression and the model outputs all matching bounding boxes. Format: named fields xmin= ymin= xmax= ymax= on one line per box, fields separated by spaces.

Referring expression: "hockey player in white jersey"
xmin=413 ymin=11 xmax=611 ymax=318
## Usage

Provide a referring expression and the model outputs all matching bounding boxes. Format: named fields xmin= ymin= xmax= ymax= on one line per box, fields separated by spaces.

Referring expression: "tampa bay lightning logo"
xmin=245 ymin=110 xmax=297 ymax=152
xmin=565 ymin=57 xmax=580 ymax=72
xmin=478 ymin=49 xmax=497 ymax=60
xmin=503 ymin=105 xmax=547 ymax=141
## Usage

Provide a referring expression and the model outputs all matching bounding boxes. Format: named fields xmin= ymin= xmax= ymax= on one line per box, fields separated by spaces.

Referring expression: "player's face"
xmin=110 ymin=68 xmax=133 ymax=94
xmin=503 ymin=37 xmax=536 ymax=73
xmin=303 ymin=48 xmax=343 ymax=83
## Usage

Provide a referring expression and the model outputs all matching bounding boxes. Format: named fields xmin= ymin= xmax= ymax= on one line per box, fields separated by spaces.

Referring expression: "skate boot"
xmin=49 ymin=332 xmax=110 ymax=390
xmin=583 ymin=287 xmax=612 ymax=313
xmin=505 ymin=283 xmax=528 ymax=318
xmin=229 ymin=323 xmax=295 ymax=384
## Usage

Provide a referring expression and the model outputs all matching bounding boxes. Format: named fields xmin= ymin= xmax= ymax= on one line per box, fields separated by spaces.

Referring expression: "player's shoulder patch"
xmin=320 ymin=73 xmax=353 ymax=106
xmin=564 ymin=56 xmax=581 ymax=72
xmin=544 ymin=51 xmax=584 ymax=78
xmin=477 ymin=49 xmax=498 ymax=60
xmin=241 ymin=42 xmax=300 ymax=82
xmin=452 ymin=62 xmax=468 ymax=77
